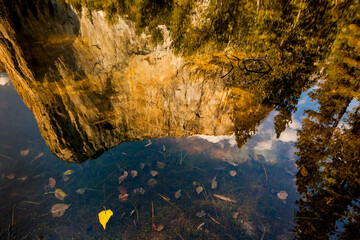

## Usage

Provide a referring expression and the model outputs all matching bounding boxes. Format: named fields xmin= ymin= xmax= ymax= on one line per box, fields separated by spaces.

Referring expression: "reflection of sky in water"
xmin=192 ymin=87 xmax=318 ymax=165
xmin=0 ymin=77 xmax=307 ymax=239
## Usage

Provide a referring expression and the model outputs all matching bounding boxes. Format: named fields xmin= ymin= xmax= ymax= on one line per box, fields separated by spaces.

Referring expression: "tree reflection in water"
xmin=295 ymin=6 xmax=360 ymax=238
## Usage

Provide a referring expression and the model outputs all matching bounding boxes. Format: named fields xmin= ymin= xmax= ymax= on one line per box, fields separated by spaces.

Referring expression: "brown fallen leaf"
xmin=51 ymin=203 xmax=71 ymax=217
xmin=300 ymin=166 xmax=308 ymax=176
xmin=20 ymin=149 xmax=30 ymax=157
xmin=145 ymin=141 xmax=152 ymax=147
xmin=18 ymin=176 xmax=27 ymax=181
xmin=49 ymin=177 xmax=56 ymax=188
xmin=55 ymin=188 xmax=68 ymax=201
xmin=6 ymin=173 xmax=15 ymax=180
xmin=157 ymin=161 xmax=166 ymax=168
xmin=152 ymin=223 xmax=165 ymax=232
xmin=118 ymin=171 xmax=128 ymax=184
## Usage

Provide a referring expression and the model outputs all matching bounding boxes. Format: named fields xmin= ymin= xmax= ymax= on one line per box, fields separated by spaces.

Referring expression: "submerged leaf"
xmin=55 ymin=188 xmax=68 ymax=201
xmin=152 ymin=223 xmax=165 ymax=232
xmin=98 ymin=209 xmax=113 ymax=230
xmin=34 ymin=152 xmax=44 ymax=160
xmin=49 ymin=177 xmax=56 ymax=188
xmin=20 ymin=149 xmax=30 ymax=156
xmin=76 ymin=188 xmax=86 ymax=194
xmin=51 ymin=203 xmax=71 ymax=217
xmin=63 ymin=170 xmax=74 ymax=175
xmin=6 ymin=173 xmax=15 ymax=180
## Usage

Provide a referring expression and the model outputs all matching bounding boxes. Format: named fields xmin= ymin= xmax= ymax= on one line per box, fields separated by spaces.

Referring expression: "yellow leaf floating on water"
xmin=300 ymin=166 xmax=308 ymax=177
xmin=98 ymin=209 xmax=113 ymax=230
xmin=55 ymin=188 xmax=68 ymax=201
xmin=63 ymin=170 xmax=74 ymax=175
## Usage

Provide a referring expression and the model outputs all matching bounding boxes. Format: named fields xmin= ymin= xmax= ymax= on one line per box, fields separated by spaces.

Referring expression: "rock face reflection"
xmin=0 ymin=0 xmax=341 ymax=163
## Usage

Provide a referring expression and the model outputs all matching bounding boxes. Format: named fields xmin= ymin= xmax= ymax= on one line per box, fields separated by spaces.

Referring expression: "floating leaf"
xmin=150 ymin=170 xmax=158 ymax=177
xmin=148 ymin=178 xmax=158 ymax=187
xmin=49 ymin=177 xmax=56 ymax=188
xmin=277 ymin=190 xmax=288 ymax=200
xmin=211 ymin=176 xmax=217 ymax=189
xmin=63 ymin=175 xmax=70 ymax=181
xmin=118 ymin=171 xmax=128 ymax=184
xmin=63 ymin=170 xmax=74 ymax=175
xmin=196 ymin=186 xmax=203 ymax=194
xmin=6 ymin=173 xmax=15 ymax=180
xmin=118 ymin=186 xmax=127 ymax=195
xmin=131 ymin=170 xmax=138 ymax=178
xmin=157 ymin=161 xmax=166 ymax=168
xmin=55 ymin=188 xmax=68 ymax=201
xmin=196 ymin=210 xmax=206 ymax=218
xmin=229 ymin=171 xmax=237 ymax=177
xmin=18 ymin=176 xmax=27 ymax=181
xmin=118 ymin=193 xmax=129 ymax=202
xmin=152 ymin=223 xmax=165 ymax=232
xmin=20 ymin=149 xmax=30 ymax=156
xmin=98 ymin=209 xmax=113 ymax=230
xmin=175 ymin=189 xmax=181 ymax=199
xmin=76 ymin=188 xmax=85 ymax=195
xmin=300 ymin=167 xmax=308 ymax=176
xmin=51 ymin=203 xmax=71 ymax=217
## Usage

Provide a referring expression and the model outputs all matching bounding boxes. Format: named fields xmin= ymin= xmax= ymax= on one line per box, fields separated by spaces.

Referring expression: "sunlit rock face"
xmin=0 ymin=1 xmax=245 ymax=162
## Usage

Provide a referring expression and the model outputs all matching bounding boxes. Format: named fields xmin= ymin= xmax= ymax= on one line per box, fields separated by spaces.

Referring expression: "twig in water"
xmin=0 ymin=153 xmax=13 ymax=160
xmin=11 ymin=204 xmax=15 ymax=226
xmin=95 ymin=171 xmax=115 ymax=186
xmin=176 ymin=232 xmax=185 ymax=240
xmin=157 ymin=193 xmax=181 ymax=211
xmin=262 ymin=164 xmax=268 ymax=181
xmin=207 ymin=214 xmax=226 ymax=229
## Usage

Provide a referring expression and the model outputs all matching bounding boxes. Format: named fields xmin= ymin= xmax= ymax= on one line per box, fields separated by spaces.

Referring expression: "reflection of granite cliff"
xmin=0 ymin=1 xmax=245 ymax=162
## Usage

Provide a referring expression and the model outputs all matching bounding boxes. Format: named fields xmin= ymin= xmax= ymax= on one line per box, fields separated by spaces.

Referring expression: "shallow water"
xmin=1 ymin=1 xmax=359 ymax=239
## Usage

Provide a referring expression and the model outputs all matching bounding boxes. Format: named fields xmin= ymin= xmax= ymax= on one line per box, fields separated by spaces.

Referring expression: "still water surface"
xmin=0 ymin=1 xmax=359 ymax=239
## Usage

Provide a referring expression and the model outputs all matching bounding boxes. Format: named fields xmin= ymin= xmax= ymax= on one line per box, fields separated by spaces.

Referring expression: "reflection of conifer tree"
xmin=294 ymin=3 xmax=360 ymax=238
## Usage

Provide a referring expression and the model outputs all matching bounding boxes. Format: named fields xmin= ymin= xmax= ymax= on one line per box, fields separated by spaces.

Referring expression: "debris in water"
xmin=157 ymin=161 xmax=166 ymax=168
xmin=118 ymin=193 xmax=129 ymax=202
xmin=233 ymin=212 xmax=239 ymax=220
xmin=62 ymin=175 xmax=69 ymax=182
xmin=55 ymin=188 xmax=68 ymax=201
xmin=98 ymin=209 xmax=113 ymax=230
xmin=152 ymin=223 xmax=165 ymax=232
xmin=211 ymin=176 xmax=218 ymax=189
xmin=118 ymin=171 xmax=128 ymax=184
xmin=196 ymin=186 xmax=203 ymax=194
xmin=20 ymin=149 xmax=30 ymax=156
xmin=162 ymin=145 xmax=166 ymax=151
xmin=192 ymin=181 xmax=197 ymax=186
xmin=34 ymin=152 xmax=44 ymax=160
xmin=6 ymin=173 xmax=15 ymax=180
xmin=196 ymin=222 xmax=205 ymax=230
xmin=131 ymin=170 xmax=138 ymax=178
xmin=150 ymin=170 xmax=158 ymax=177
xmin=213 ymin=193 xmax=237 ymax=203
xmin=300 ymin=166 xmax=308 ymax=176
xmin=63 ymin=170 xmax=74 ymax=175
xmin=253 ymin=154 xmax=265 ymax=162
xmin=76 ymin=188 xmax=86 ymax=195
xmin=133 ymin=187 xmax=145 ymax=195
xmin=277 ymin=190 xmax=288 ymax=201
xmin=229 ymin=171 xmax=237 ymax=177
xmin=51 ymin=203 xmax=71 ymax=217
xmin=18 ymin=176 xmax=27 ymax=181
xmin=139 ymin=163 xmax=145 ymax=170
xmin=148 ymin=178 xmax=158 ymax=187
xmin=49 ymin=177 xmax=56 ymax=188
xmin=145 ymin=141 xmax=152 ymax=147
xmin=174 ymin=189 xmax=181 ymax=199
xmin=117 ymin=186 xmax=127 ymax=195
xmin=196 ymin=210 xmax=206 ymax=218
